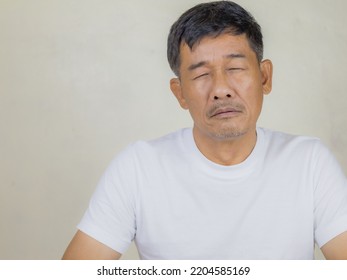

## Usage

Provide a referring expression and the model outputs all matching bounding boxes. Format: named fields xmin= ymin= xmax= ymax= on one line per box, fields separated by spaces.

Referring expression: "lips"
xmin=209 ymin=106 xmax=243 ymax=118
xmin=212 ymin=108 xmax=241 ymax=117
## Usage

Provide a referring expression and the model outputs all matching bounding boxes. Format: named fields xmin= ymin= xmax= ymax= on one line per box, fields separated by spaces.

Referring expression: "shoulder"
xmin=129 ymin=128 xmax=190 ymax=156
xmin=259 ymin=127 xmax=323 ymax=155
xmin=108 ymin=128 xmax=190 ymax=168
xmin=141 ymin=128 xmax=190 ymax=148
xmin=257 ymin=127 xmax=339 ymax=171
xmin=260 ymin=127 xmax=320 ymax=145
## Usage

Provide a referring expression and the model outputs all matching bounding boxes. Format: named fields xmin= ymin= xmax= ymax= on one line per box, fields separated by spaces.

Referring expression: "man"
xmin=63 ymin=1 xmax=347 ymax=259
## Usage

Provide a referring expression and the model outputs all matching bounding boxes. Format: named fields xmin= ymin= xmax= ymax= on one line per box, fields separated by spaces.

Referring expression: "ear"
xmin=260 ymin=59 xmax=273 ymax=95
xmin=170 ymin=78 xmax=189 ymax=110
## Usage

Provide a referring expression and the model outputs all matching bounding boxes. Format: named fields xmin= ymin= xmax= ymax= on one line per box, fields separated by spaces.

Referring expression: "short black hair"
xmin=167 ymin=1 xmax=263 ymax=76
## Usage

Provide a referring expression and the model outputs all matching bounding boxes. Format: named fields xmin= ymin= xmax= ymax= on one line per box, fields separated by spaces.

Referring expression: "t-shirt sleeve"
xmin=313 ymin=141 xmax=347 ymax=248
xmin=77 ymin=145 xmax=138 ymax=254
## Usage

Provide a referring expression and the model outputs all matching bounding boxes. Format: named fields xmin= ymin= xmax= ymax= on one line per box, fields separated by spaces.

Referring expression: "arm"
xmin=321 ymin=231 xmax=347 ymax=260
xmin=62 ymin=230 xmax=121 ymax=260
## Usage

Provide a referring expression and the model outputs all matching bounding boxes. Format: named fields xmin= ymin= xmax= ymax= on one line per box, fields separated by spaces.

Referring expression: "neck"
xmin=193 ymin=126 xmax=257 ymax=166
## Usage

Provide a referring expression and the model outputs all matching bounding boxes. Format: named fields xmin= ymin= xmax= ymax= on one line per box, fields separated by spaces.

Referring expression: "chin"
xmin=209 ymin=127 xmax=249 ymax=141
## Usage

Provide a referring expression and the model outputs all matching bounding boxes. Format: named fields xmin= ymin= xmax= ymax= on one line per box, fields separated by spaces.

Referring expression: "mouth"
xmin=209 ymin=106 xmax=243 ymax=118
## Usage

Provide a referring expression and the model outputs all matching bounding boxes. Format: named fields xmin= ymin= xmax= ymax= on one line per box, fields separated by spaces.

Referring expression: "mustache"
xmin=206 ymin=101 xmax=245 ymax=118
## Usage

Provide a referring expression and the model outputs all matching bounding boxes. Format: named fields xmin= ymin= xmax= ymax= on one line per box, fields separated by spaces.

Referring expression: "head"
xmin=167 ymin=1 xmax=264 ymax=77
xmin=167 ymin=1 xmax=273 ymax=143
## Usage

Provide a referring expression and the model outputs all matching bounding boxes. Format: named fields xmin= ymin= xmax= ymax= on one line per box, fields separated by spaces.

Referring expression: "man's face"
xmin=170 ymin=33 xmax=272 ymax=141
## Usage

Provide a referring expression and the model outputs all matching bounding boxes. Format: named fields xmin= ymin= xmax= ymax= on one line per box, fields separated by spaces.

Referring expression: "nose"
xmin=214 ymin=94 xmax=231 ymax=100
xmin=211 ymin=72 xmax=233 ymax=100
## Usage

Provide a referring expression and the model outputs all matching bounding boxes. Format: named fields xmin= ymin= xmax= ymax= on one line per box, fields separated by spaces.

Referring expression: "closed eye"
xmin=228 ymin=68 xmax=243 ymax=71
xmin=192 ymin=73 xmax=209 ymax=80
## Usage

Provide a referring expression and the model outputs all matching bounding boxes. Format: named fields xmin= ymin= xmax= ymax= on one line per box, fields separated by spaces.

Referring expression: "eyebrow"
xmin=187 ymin=53 xmax=246 ymax=72
xmin=187 ymin=61 xmax=207 ymax=72
xmin=225 ymin=53 xmax=246 ymax=59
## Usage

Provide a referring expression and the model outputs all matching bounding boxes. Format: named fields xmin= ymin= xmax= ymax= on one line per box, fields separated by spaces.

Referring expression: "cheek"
xmin=190 ymin=80 xmax=212 ymax=99
xmin=234 ymin=75 xmax=264 ymax=115
xmin=183 ymin=82 xmax=211 ymax=107
xmin=233 ymin=72 xmax=257 ymax=91
xmin=182 ymin=90 xmax=209 ymax=122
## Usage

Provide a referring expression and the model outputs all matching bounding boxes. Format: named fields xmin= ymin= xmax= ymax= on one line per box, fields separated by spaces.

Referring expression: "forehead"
xmin=180 ymin=33 xmax=255 ymax=66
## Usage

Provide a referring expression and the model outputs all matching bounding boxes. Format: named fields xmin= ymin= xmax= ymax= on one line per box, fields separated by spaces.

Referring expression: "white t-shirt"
xmin=78 ymin=127 xmax=347 ymax=259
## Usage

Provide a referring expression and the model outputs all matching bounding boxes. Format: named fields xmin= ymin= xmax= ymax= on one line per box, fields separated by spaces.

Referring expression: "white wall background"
xmin=0 ymin=0 xmax=346 ymax=259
